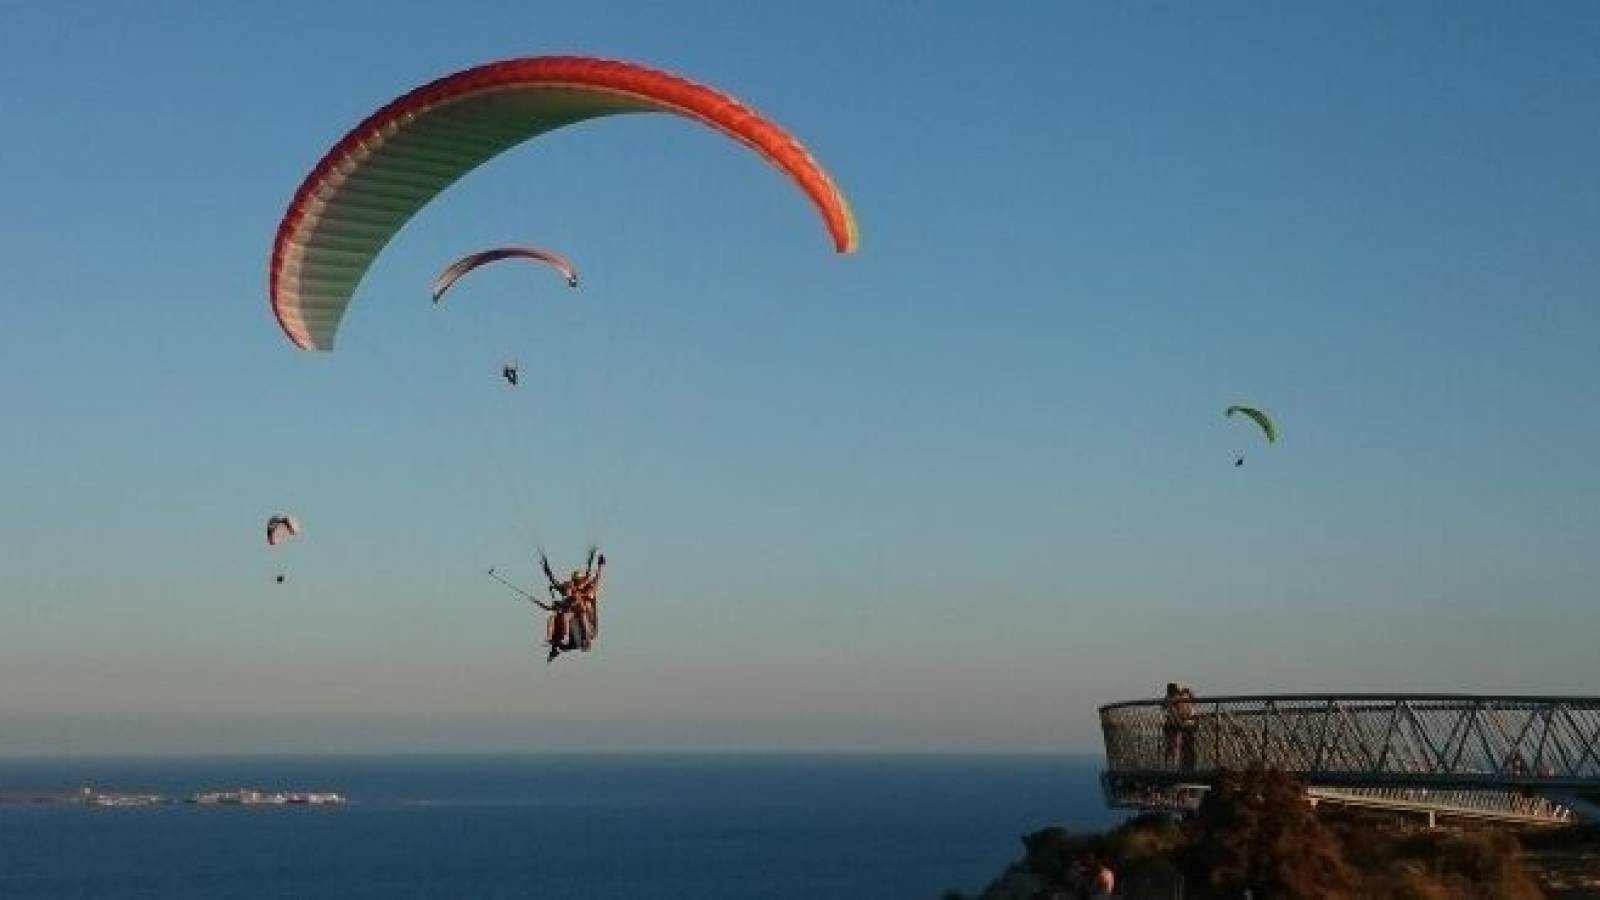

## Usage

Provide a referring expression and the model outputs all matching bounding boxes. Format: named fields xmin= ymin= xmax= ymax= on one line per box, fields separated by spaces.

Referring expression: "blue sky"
xmin=1 ymin=1 xmax=1597 ymax=754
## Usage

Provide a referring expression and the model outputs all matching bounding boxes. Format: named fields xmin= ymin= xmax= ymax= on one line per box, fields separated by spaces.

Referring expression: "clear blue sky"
xmin=1 ymin=1 xmax=1597 ymax=755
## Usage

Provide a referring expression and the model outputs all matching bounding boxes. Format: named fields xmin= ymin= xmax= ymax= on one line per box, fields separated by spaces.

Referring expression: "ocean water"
xmin=0 ymin=754 xmax=1116 ymax=899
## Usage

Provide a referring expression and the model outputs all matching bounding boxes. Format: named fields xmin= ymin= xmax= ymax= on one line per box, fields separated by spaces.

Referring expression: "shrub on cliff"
xmin=1019 ymin=825 xmax=1080 ymax=885
xmin=967 ymin=769 xmax=1548 ymax=899
xmin=1368 ymin=830 xmax=1541 ymax=900
xmin=1180 ymin=768 xmax=1357 ymax=898
xmin=1106 ymin=812 xmax=1185 ymax=863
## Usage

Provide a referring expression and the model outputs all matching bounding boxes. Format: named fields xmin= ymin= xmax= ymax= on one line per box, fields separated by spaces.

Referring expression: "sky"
xmin=1 ymin=1 xmax=1597 ymax=755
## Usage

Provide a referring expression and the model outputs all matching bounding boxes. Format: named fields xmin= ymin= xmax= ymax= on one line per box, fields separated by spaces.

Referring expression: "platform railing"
xmin=1099 ymin=694 xmax=1600 ymax=824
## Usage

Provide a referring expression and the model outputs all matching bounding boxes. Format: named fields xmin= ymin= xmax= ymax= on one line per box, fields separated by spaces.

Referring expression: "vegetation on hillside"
xmin=948 ymin=768 xmax=1555 ymax=899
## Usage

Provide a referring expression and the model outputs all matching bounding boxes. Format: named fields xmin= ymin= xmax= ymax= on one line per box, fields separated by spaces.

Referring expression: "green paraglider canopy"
xmin=1226 ymin=405 xmax=1276 ymax=443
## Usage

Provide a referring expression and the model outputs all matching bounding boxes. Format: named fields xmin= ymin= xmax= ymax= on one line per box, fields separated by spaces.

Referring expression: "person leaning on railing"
xmin=1161 ymin=683 xmax=1199 ymax=769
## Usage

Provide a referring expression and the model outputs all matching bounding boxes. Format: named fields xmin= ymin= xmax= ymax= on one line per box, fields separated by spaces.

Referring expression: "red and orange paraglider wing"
xmin=270 ymin=56 xmax=858 ymax=351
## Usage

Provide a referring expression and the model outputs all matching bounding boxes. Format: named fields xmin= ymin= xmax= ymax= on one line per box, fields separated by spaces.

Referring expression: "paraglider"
xmin=266 ymin=514 xmax=300 ymax=546
xmin=270 ymin=55 xmax=857 ymax=352
xmin=266 ymin=514 xmax=300 ymax=583
xmin=266 ymin=56 xmax=859 ymax=665
xmin=431 ymin=246 xmax=579 ymax=304
xmin=486 ymin=548 xmax=607 ymax=664
xmin=539 ymin=547 xmax=605 ymax=663
xmin=431 ymin=248 xmax=571 ymax=389
xmin=1225 ymin=405 xmax=1276 ymax=466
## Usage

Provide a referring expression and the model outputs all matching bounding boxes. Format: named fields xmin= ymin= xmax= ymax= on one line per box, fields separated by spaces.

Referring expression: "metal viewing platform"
xmin=1100 ymin=694 xmax=1600 ymax=826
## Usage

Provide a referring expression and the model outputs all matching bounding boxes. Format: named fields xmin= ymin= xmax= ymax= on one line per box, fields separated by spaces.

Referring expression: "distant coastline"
xmin=0 ymin=786 xmax=346 ymax=807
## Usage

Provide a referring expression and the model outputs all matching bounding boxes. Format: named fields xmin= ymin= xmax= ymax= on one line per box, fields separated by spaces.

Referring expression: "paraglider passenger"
xmin=539 ymin=549 xmax=607 ymax=661
xmin=575 ymin=550 xmax=605 ymax=648
xmin=545 ymin=605 xmax=570 ymax=662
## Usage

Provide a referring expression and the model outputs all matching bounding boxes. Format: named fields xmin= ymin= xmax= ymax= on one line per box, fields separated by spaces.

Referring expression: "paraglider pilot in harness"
xmin=540 ymin=547 xmax=605 ymax=662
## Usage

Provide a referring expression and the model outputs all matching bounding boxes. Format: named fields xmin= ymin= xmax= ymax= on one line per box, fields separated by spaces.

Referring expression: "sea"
xmin=0 ymin=754 xmax=1118 ymax=899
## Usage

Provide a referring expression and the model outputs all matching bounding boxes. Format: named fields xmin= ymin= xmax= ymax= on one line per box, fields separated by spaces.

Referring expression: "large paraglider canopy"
xmin=270 ymin=55 xmax=858 ymax=351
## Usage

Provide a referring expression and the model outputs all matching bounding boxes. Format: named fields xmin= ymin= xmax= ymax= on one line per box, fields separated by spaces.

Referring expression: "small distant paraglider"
xmin=1225 ymin=405 xmax=1276 ymax=466
xmin=266 ymin=514 xmax=300 ymax=546
xmin=431 ymin=246 xmax=580 ymax=304
xmin=431 ymin=247 xmax=576 ymax=391
xmin=266 ymin=514 xmax=300 ymax=583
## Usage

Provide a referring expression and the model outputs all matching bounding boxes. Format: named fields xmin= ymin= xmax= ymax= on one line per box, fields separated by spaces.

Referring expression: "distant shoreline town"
xmin=0 ymin=786 xmax=346 ymax=807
